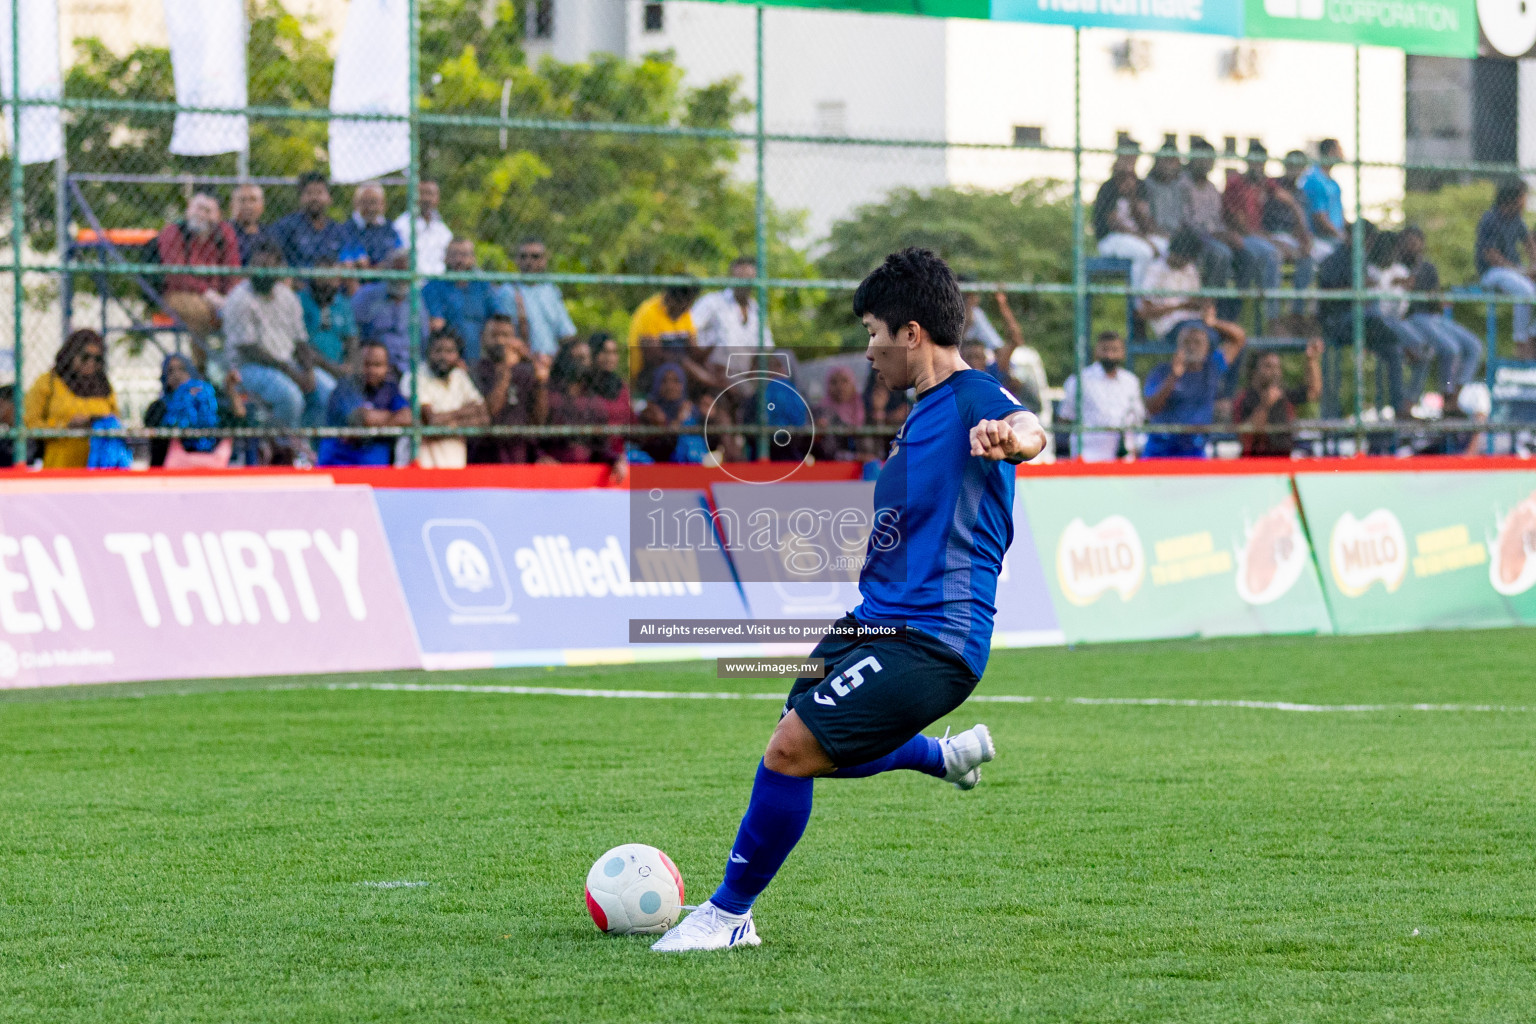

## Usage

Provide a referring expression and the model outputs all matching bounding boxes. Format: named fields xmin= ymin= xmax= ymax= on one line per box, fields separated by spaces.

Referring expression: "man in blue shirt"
xmin=1298 ymin=138 xmax=1347 ymax=257
xmin=335 ymin=181 xmax=402 ymax=271
xmin=498 ymin=236 xmax=577 ymax=357
xmin=316 ymin=341 xmax=410 ymax=466
xmin=422 ymin=237 xmax=509 ymax=362
xmin=352 ymin=250 xmax=427 ymax=377
xmin=1476 ymin=177 xmax=1536 ymax=361
xmin=268 ymin=172 xmax=344 ymax=269
xmin=652 ymin=248 xmax=1047 ymax=953
xmin=1142 ymin=322 xmax=1246 ymax=458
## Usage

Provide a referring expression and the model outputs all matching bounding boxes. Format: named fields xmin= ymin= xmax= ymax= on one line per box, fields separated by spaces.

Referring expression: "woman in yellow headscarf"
xmin=23 ymin=329 xmax=118 ymax=468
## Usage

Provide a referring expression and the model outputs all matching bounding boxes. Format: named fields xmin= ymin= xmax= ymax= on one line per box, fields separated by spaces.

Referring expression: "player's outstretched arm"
xmin=969 ymin=411 xmax=1047 ymax=464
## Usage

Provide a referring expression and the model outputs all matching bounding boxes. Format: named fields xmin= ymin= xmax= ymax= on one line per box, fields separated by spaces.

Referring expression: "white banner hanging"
xmin=329 ymin=0 xmax=409 ymax=184
xmin=0 ymin=0 xmax=63 ymax=166
xmin=164 ymin=0 xmax=249 ymax=157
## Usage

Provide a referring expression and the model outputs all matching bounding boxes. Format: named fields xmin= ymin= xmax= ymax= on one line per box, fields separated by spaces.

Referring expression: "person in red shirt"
xmin=1222 ymin=142 xmax=1288 ymax=323
xmin=1232 ymin=338 xmax=1323 ymax=457
xmin=158 ymin=192 xmax=242 ymax=350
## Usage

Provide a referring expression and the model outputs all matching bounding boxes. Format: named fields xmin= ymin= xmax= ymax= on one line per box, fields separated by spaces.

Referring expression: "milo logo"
xmin=1056 ymin=515 xmax=1145 ymax=606
xmin=1329 ymin=510 xmax=1408 ymax=597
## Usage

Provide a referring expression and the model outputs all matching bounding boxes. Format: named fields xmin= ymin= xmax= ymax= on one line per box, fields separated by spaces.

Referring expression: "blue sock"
xmin=829 ymin=734 xmax=945 ymax=779
xmin=710 ymin=761 xmax=813 ymax=914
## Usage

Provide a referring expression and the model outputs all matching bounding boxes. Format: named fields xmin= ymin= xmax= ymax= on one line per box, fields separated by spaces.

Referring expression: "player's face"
xmin=863 ymin=313 xmax=911 ymax=389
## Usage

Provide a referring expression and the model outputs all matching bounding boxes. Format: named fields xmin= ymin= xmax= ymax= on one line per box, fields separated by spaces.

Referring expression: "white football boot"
xmin=650 ymin=900 xmax=761 ymax=952
xmin=939 ymin=723 xmax=995 ymax=790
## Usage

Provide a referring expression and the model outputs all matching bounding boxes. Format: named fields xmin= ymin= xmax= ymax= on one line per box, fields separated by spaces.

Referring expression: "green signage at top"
xmin=713 ymin=0 xmax=1479 ymax=55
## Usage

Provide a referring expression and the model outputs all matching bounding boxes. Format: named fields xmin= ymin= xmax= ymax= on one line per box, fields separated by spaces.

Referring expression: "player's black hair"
xmin=852 ymin=247 xmax=966 ymax=348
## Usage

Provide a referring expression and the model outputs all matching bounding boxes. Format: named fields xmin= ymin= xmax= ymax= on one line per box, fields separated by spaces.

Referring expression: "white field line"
xmin=314 ymin=682 xmax=1536 ymax=714
xmin=356 ymin=880 xmax=429 ymax=889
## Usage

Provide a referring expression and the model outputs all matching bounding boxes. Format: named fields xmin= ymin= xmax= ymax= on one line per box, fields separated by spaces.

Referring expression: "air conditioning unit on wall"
xmin=1220 ymin=44 xmax=1261 ymax=82
xmin=1109 ymin=38 xmax=1152 ymax=75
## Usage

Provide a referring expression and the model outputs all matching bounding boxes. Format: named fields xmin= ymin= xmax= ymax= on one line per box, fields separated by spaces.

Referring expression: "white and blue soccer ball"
xmin=584 ymin=843 xmax=684 ymax=935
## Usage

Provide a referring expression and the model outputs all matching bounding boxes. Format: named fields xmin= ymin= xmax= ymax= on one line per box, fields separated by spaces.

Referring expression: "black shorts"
xmin=785 ymin=615 xmax=980 ymax=767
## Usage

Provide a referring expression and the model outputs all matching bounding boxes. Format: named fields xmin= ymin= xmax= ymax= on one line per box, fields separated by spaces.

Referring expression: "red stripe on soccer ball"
xmin=585 ymin=887 xmax=609 ymax=932
xmin=658 ymin=850 xmax=684 ymax=903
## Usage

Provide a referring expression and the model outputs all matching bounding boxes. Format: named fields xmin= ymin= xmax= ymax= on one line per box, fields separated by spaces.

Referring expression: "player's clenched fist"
xmin=969 ymin=413 xmax=1046 ymax=463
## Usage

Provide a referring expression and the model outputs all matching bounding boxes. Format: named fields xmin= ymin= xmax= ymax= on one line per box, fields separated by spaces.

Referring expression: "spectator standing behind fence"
xmin=1476 ymin=177 xmax=1536 ymax=362
xmin=352 ymin=250 xmax=425 ymax=377
xmin=1058 ymin=331 xmax=1144 ymax=462
xmin=471 ymin=314 xmax=548 ymax=464
xmin=143 ymin=353 xmax=245 ymax=468
xmin=230 ymin=183 xmax=268 ymax=266
xmin=23 ymin=329 xmax=117 ymax=469
xmin=317 ymin=342 xmax=411 ymax=467
xmin=336 ymin=182 xmax=401 ymax=275
xmin=1093 ymin=147 xmax=1164 ymax=285
xmin=1298 ymin=139 xmax=1348 ymax=257
xmin=299 ymin=261 xmax=358 ymax=381
xmin=416 ymin=329 xmax=489 ymax=469
xmin=1232 ymin=340 xmax=1323 ymax=457
xmin=991 ymin=290 xmax=1048 ymax=413
xmin=392 ymin=179 xmax=452 ymax=275
xmin=1182 ymin=138 xmax=1241 ymax=321
xmin=269 ymin=172 xmax=344 ymax=269
xmin=628 ymin=284 xmax=705 ymax=393
xmin=1143 ymin=322 xmax=1246 ymax=459
xmin=423 ymin=238 xmax=508 ymax=362
xmin=498 ymin=237 xmax=578 ymax=359
xmin=157 ymin=193 xmax=241 ymax=345
xmin=223 ymin=241 xmax=337 ymax=430
xmin=692 ymin=257 xmax=770 ymax=367
xmin=1399 ymin=225 xmax=1483 ymax=415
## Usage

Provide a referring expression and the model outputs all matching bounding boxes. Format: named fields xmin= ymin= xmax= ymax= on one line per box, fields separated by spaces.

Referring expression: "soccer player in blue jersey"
xmin=653 ymin=248 xmax=1047 ymax=952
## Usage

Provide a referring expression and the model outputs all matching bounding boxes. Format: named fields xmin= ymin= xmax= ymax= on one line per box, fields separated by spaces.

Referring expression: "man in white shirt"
xmin=391 ymin=179 xmax=453 ymax=275
xmin=1137 ymin=229 xmax=1210 ymax=344
xmin=692 ymin=257 xmax=772 ymax=366
xmin=416 ymin=327 xmax=490 ymax=468
xmin=1058 ymin=332 xmax=1145 ymax=462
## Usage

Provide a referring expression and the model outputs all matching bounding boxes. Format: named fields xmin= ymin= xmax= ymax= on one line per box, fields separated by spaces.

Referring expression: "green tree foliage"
xmin=815 ymin=183 xmax=1077 ymax=377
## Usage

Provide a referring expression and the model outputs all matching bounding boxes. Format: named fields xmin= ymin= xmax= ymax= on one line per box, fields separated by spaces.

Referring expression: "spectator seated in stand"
xmin=638 ymin=362 xmax=703 ymax=464
xmin=1475 ymin=177 xmax=1536 ymax=361
xmin=317 ymin=341 xmax=411 ymax=467
xmin=269 ymin=171 xmax=343 ymax=269
xmin=423 ymin=237 xmax=509 ymax=362
xmin=862 ymin=371 xmax=911 ymax=460
xmin=1232 ymin=339 xmax=1323 ymax=458
xmin=1143 ymin=322 xmax=1246 ymax=459
xmin=1264 ymin=151 xmax=1327 ymax=283
xmin=1315 ymin=223 xmax=1409 ymax=420
xmin=223 ymin=240 xmax=337 ymax=430
xmin=543 ymin=337 xmax=601 ymax=464
xmin=157 ymin=192 xmax=242 ymax=348
xmin=1224 ymin=141 xmax=1312 ymax=321
xmin=229 ymin=182 xmax=268 ymax=266
xmin=1399 ymin=225 xmax=1483 ymax=415
xmin=500 ymin=237 xmax=579 ymax=359
xmin=23 ymin=329 xmax=118 ymax=469
xmin=335 ymin=181 xmax=401 ymax=276
xmin=813 ymin=365 xmax=865 ymax=462
xmin=1092 ymin=144 xmax=1165 ymax=285
xmin=0 ymin=385 xmax=13 ymax=468
xmin=586 ymin=333 xmax=633 ymax=473
xmin=470 ymin=314 xmax=548 ymax=464
xmin=143 ymin=353 xmax=247 ymax=468
xmin=416 ymin=328 xmax=489 ymax=469
xmin=299 ymin=260 xmax=359 ymax=382
xmin=1058 ymin=331 xmax=1145 ymax=462
xmin=392 ymin=179 xmax=452 ymax=276
xmin=1297 ymin=139 xmax=1348 ymax=259
xmin=1183 ymin=137 xmax=1243 ymax=322
xmin=352 ymin=249 xmax=424 ymax=378
xmin=1137 ymin=229 xmax=1247 ymax=350
xmin=699 ymin=387 xmax=746 ymax=463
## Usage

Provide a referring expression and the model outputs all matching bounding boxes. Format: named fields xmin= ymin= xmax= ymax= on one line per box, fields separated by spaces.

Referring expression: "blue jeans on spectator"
xmin=1195 ymin=233 xmax=1238 ymax=320
xmin=1238 ymin=235 xmax=1313 ymax=321
xmin=1479 ymin=267 xmax=1536 ymax=349
xmin=1401 ymin=312 xmax=1483 ymax=397
xmin=1322 ymin=312 xmax=1407 ymax=417
xmin=239 ymin=364 xmax=337 ymax=429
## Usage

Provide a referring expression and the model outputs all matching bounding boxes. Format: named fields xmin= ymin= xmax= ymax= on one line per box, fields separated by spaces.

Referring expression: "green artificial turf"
xmin=3 ymin=630 xmax=1535 ymax=1023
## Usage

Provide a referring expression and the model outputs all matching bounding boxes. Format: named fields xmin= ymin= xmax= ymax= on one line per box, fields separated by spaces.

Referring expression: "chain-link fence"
xmin=1 ymin=0 xmax=1532 ymax=468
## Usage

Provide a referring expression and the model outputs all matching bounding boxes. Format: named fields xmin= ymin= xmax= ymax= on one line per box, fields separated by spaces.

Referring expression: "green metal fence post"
xmin=1350 ymin=45 xmax=1365 ymax=454
xmin=754 ymin=4 xmax=769 ymax=462
xmin=1070 ymin=27 xmax=1084 ymax=461
xmin=407 ymin=0 xmax=422 ymax=462
xmin=9 ymin=0 xmax=25 ymax=466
